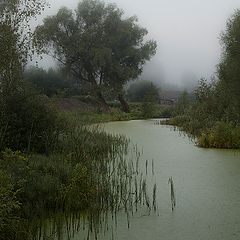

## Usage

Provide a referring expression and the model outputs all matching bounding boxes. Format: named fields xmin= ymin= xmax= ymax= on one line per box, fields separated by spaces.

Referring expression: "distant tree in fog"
xmin=126 ymin=80 xmax=160 ymax=102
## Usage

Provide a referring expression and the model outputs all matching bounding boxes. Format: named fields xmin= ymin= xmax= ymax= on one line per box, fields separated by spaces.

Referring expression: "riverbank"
xmin=164 ymin=115 xmax=240 ymax=149
xmin=0 ymin=122 xmax=130 ymax=239
xmin=0 ymin=100 xmax=159 ymax=240
xmin=53 ymin=97 xmax=174 ymax=124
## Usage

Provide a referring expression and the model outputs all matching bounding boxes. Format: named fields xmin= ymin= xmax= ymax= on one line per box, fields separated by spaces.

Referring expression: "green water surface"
xmin=73 ymin=120 xmax=240 ymax=240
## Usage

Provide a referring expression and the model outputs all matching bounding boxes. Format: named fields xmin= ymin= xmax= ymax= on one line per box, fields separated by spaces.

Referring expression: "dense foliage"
xmin=168 ymin=10 xmax=240 ymax=148
xmin=0 ymin=0 xmax=46 ymax=95
xmin=126 ymin=80 xmax=160 ymax=102
xmin=0 ymin=90 xmax=62 ymax=153
xmin=24 ymin=67 xmax=70 ymax=97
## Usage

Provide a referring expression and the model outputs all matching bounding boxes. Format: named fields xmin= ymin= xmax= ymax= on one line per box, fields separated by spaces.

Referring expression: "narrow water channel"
xmin=73 ymin=119 xmax=240 ymax=240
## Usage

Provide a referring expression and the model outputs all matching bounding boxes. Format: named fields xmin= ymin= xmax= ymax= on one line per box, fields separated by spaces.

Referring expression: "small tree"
xmin=175 ymin=90 xmax=190 ymax=114
xmin=0 ymin=0 xmax=47 ymax=95
xmin=127 ymin=80 xmax=160 ymax=102
xmin=141 ymin=83 xmax=159 ymax=118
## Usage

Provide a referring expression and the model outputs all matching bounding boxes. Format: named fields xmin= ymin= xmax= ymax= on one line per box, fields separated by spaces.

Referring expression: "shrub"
xmin=0 ymin=91 xmax=64 ymax=153
xmin=159 ymin=106 xmax=174 ymax=118
xmin=0 ymin=170 xmax=20 ymax=240
xmin=197 ymin=122 xmax=240 ymax=149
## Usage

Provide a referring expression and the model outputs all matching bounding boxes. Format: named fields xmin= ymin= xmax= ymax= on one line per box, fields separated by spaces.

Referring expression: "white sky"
xmin=34 ymin=0 xmax=240 ymax=87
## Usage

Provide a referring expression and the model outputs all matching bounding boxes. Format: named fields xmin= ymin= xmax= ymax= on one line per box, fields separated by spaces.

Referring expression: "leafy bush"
xmin=0 ymin=170 xmax=20 ymax=240
xmin=198 ymin=122 xmax=240 ymax=149
xmin=158 ymin=106 xmax=174 ymax=118
xmin=0 ymin=91 xmax=64 ymax=153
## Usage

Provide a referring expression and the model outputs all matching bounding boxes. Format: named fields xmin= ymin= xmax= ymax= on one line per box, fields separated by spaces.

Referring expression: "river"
xmin=72 ymin=119 xmax=240 ymax=240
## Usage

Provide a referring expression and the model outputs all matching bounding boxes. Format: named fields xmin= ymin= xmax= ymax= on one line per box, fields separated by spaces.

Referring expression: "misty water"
xmin=71 ymin=120 xmax=240 ymax=240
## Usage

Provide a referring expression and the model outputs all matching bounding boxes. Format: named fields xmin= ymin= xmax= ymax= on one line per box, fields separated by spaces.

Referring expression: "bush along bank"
xmin=164 ymin=10 xmax=240 ymax=150
xmin=0 ymin=101 xmax=158 ymax=240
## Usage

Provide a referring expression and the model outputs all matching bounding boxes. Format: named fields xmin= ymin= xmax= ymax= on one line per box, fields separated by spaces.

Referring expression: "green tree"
xmin=167 ymin=9 xmax=240 ymax=148
xmin=24 ymin=67 xmax=70 ymax=97
xmin=34 ymin=0 xmax=157 ymax=112
xmin=127 ymin=80 xmax=160 ymax=102
xmin=175 ymin=90 xmax=190 ymax=114
xmin=141 ymin=83 xmax=159 ymax=118
xmin=0 ymin=0 xmax=47 ymax=95
xmin=0 ymin=0 xmax=61 ymax=154
xmin=217 ymin=10 xmax=240 ymax=123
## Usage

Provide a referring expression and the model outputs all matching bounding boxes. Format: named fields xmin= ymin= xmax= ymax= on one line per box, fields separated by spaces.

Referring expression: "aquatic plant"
xmin=168 ymin=177 xmax=176 ymax=211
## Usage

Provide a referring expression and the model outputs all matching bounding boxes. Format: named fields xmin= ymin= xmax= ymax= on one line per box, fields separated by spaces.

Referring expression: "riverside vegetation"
xmin=0 ymin=115 xmax=158 ymax=240
xmin=0 ymin=1 xmax=159 ymax=239
xmin=0 ymin=55 xmax=159 ymax=240
xmin=166 ymin=10 xmax=240 ymax=149
xmin=2 ymin=0 xmax=240 ymax=239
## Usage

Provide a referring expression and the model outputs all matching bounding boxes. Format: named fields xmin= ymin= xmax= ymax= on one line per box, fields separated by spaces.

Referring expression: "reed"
xmin=25 ymin=125 xmax=159 ymax=240
xmin=168 ymin=177 xmax=176 ymax=211
xmin=0 ymin=111 xmax=159 ymax=240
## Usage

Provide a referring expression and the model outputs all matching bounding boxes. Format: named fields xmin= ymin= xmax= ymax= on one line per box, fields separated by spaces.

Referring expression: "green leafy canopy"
xmin=34 ymin=0 xmax=157 ymax=101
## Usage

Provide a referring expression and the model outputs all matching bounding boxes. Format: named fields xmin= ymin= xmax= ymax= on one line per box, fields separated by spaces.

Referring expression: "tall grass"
xmin=29 ymin=127 xmax=158 ymax=240
xmin=165 ymin=115 xmax=240 ymax=149
xmin=0 ymin=121 xmax=158 ymax=240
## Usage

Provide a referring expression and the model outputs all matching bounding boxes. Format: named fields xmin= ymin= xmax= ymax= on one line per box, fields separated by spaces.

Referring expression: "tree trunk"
xmin=118 ymin=94 xmax=130 ymax=113
xmin=97 ymin=90 xmax=110 ymax=112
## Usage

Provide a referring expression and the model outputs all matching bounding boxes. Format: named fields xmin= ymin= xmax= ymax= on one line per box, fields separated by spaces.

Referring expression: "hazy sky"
xmin=35 ymin=0 xmax=240 ymax=88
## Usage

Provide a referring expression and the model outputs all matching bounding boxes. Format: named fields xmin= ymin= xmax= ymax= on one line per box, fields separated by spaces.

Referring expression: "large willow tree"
xmin=34 ymin=0 xmax=157 ymax=112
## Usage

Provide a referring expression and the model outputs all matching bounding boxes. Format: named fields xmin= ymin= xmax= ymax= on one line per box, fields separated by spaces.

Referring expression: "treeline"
xmin=126 ymin=80 xmax=160 ymax=102
xmin=24 ymin=66 xmax=85 ymax=97
xmin=168 ymin=10 xmax=240 ymax=149
xmin=24 ymin=67 xmax=69 ymax=97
